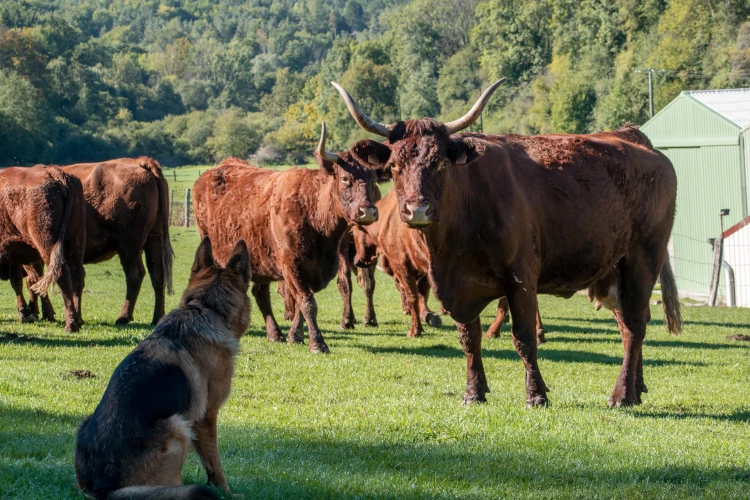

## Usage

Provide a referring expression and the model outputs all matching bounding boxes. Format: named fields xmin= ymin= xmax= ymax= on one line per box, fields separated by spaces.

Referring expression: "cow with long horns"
xmin=332 ymin=80 xmax=682 ymax=407
xmin=193 ymin=122 xmax=388 ymax=353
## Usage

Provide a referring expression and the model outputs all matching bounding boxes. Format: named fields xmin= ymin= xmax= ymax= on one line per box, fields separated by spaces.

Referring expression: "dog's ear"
xmin=192 ymin=237 xmax=215 ymax=274
xmin=227 ymin=239 xmax=252 ymax=284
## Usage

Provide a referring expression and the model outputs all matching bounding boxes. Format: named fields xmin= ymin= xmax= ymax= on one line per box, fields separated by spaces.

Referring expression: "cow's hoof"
xmin=19 ymin=312 xmax=36 ymax=323
xmin=341 ymin=319 xmax=355 ymax=329
xmin=462 ymin=393 xmax=487 ymax=405
xmin=407 ymin=330 xmax=423 ymax=338
xmin=424 ymin=312 xmax=442 ymax=328
xmin=309 ymin=342 xmax=330 ymax=354
xmin=607 ymin=396 xmax=635 ymax=408
xmin=114 ymin=317 xmax=131 ymax=326
xmin=364 ymin=317 xmax=378 ymax=327
xmin=65 ymin=322 xmax=82 ymax=333
xmin=536 ymin=331 xmax=547 ymax=345
xmin=526 ymin=395 xmax=549 ymax=408
xmin=268 ymin=334 xmax=287 ymax=343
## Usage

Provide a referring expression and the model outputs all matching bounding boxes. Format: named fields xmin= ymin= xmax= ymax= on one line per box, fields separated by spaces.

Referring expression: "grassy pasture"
xmin=1 ymin=174 xmax=749 ymax=498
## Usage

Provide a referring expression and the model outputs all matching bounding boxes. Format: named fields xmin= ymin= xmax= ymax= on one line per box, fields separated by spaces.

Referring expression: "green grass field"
xmin=1 ymin=190 xmax=750 ymax=498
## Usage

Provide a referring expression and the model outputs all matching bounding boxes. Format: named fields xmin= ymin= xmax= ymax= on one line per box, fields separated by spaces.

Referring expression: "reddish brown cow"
xmin=0 ymin=165 xmax=86 ymax=331
xmin=59 ymin=158 xmax=173 ymax=325
xmin=351 ymin=191 xmax=442 ymax=337
xmin=193 ymin=122 xmax=387 ymax=353
xmin=334 ymin=80 xmax=682 ymax=407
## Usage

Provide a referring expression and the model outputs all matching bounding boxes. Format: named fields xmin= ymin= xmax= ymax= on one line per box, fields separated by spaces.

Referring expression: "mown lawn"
xmin=1 ymin=227 xmax=749 ymax=499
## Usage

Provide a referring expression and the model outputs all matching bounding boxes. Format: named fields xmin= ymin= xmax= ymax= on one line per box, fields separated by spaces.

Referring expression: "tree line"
xmin=2 ymin=0 xmax=749 ymax=166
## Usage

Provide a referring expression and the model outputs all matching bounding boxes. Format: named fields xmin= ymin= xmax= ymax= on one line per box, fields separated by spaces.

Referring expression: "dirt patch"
xmin=726 ymin=334 xmax=750 ymax=341
xmin=69 ymin=370 xmax=96 ymax=379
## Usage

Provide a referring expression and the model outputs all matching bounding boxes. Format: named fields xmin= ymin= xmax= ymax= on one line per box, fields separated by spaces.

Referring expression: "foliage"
xmin=1 ymin=0 xmax=750 ymax=165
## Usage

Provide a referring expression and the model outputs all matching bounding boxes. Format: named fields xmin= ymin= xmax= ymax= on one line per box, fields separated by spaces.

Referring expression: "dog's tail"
xmin=108 ymin=485 xmax=218 ymax=500
xmin=30 ymin=167 xmax=73 ymax=296
xmin=138 ymin=157 xmax=174 ymax=294
xmin=660 ymin=259 xmax=683 ymax=335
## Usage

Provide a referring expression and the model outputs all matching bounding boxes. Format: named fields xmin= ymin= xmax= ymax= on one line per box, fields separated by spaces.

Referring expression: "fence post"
xmin=169 ymin=189 xmax=174 ymax=226
xmin=707 ymin=236 xmax=723 ymax=306
xmin=173 ymin=170 xmax=177 ymax=182
xmin=185 ymin=188 xmax=191 ymax=228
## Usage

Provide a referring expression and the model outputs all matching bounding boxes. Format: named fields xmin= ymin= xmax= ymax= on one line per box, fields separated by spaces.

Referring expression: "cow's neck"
xmin=310 ymin=174 xmax=348 ymax=239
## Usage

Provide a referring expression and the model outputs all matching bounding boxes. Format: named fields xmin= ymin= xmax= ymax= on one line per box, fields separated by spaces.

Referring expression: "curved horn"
xmin=331 ymin=81 xmax=392 ymax=138
xmin=317 ymin=121 xmax=340 ymax=163
xmin=443 ymin=78 xmax=507 ymax=134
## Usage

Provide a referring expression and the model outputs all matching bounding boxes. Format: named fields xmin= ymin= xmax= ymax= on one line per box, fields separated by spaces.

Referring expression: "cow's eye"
xmin=342 ymin=177 xmax=352 ymax=186
xmin=437 ymin=159 xmax=450 ymax=171
xmin=391 ymin=165 xmax=401 ymax=174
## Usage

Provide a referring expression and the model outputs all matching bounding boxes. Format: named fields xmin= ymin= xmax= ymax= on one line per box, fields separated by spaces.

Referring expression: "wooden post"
xmin=707 ymin=236 xmax=723 ymax=306
xmin=173 ymin=170 xmax=177 ymax=182
xmin=184 ymin=188 xmax=191 ymax=228
xmin=169 ymin=189 xmax=174 ymax=226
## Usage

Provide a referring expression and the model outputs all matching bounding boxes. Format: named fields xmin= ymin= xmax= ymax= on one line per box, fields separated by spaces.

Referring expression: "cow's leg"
xmin=56 ymin=261 xmax=81 ymax=332
xmin=337 ymin=252 xmax=356 ymax=329
xmin=457 ymin=318 xmax=489 ymax=403
xmin=287 ymin=307 xmax=305 ymax=344
xmin=297 ymin=292 xmax=328 ymax=353
xmin=10 ymin=266 xmax=35 ymax=323
xmin=144 ymin=231 xmax=166 ymax=325
xmin=251 ymin=283 xmax=285 ymax=343
xmin=401 ymin=274 xmax=423 ymax=337
xmin=507 ymin=282 xmax=548 ymax=407
xmin=535 ymin=306 xmax=547 ymax=344
xmin=115 ymin=251 xmax=146 ymax=325
xmin=68 ymin=259 xmax=85 ymax=325
xmin=360 ymin=266 xmax=378 ymax=327
xmin=417 ymin=277 xmax=441 ymax=327
xmin=393 ymin=278 xmax=409 ymax=315
xmin=485 ymin=297 xmax=510 ymax=339
xmin=608 ymin=256 xmax=653 ymax=407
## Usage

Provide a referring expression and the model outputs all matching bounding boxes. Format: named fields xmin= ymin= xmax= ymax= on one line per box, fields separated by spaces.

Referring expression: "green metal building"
xmin=641 ymin=89 xmax=750 ymax=298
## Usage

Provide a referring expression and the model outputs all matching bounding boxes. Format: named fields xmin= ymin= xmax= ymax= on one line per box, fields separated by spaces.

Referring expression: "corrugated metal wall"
xmin=642 ymin=93 xmax=745 ymax=299
xmin=660 ymin=145 xmax=744 ymax=296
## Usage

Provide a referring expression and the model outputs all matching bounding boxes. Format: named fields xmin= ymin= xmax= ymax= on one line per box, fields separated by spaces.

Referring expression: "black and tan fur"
xmin=75 ymin=237 xmax=251 ymax=500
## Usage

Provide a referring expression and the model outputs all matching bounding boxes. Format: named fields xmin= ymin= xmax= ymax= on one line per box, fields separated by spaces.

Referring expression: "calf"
xmin=0 ymin=165 xmax=86 ymax=331
xmin=193 ymin=122 xmax=387 ymax=353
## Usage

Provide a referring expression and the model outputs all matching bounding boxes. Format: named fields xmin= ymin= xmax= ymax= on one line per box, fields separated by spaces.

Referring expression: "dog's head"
xmin=182 ymin=237 xmax=252 ymax=338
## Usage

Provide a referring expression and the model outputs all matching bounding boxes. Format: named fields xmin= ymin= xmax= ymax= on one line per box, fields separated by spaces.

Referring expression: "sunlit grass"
xmin=1 ymin=226 xmax=749 ymax=498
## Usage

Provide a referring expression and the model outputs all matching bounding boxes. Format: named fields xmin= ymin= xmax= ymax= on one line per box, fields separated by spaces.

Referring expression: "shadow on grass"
xmin=550 ymin=335 xmax=750 ymax=350
xmin=0 ymin=330 xmax=142 ymax=348
xmin=353 ymin=343 xmax=705 ymax=367
xmin=632 ymin=408 xmax=750 ymax=423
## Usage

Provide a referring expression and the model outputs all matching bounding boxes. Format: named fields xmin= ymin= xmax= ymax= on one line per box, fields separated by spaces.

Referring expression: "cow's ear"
xmin=350 ymin=140 xmax=392 ymax=180
xmin=192 ymin=237 xmax=215 ymax=273
xmin=315 ymin=152 xmax=336 ymax=175
xmin=227 ymin=239 xmax=252 ymax=285
xmin=449 ymin=138 xmax=483 ymax=165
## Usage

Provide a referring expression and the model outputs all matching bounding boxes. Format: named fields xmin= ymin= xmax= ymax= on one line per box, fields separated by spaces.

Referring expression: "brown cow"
xmin=60 ymin=158 xmax=173 ymax=325
xmin=193 ymin=122 xmax=387 ymax=353
xmin=351 ymin=191 xmax=442 ymax=337
xmin=0 ymin=165 xmax=86 ymax=331
xmin=334 ymin=80 xmax=682 ymax=407
xmin=276 ymin=233 xmax=378 ymax=330
xmin=485 ymin=298 xmax=546 ymax=343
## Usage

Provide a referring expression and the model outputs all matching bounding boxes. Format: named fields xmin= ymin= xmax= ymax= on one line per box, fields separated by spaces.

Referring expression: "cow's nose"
xmin=357 ymin=206 xmax=378 ymax=225
xmin=404 ymin=203 xmax=433 ymax=227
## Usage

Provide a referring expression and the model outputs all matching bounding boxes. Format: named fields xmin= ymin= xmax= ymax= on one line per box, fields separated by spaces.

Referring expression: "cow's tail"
xmin=107 ymin=485 xmax=218 ymax=500
xmin=30 ymin=168 xmax=73 ymax=296
xmin=139 ymin=158 xmax=174 ymax=295
xmin=660 ymin=259 xmax=682 ymax=335
xmin=356 ymin=266 xmax=372 ymax=292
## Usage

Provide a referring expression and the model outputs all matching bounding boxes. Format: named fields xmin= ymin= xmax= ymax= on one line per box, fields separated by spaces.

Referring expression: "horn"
xmin=331 ymin=82 xmax=392 ymax=138
xmin=443 ymin=78 xmax=507 ymax=134
xmin=317 ymin=121 xmax=340 ymax=163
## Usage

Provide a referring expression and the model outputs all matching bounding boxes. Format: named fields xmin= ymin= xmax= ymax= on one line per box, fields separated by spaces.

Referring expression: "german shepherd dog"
xmin=75 ymin=237 xmax=251 ymax=499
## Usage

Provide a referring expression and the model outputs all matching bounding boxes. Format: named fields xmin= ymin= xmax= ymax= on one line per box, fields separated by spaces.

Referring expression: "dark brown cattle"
xmin=334 ymin=80 xmax=682 ymax=407
xmin=193 ymin=122 xmax=387 ymax=353
xmin=54 ymin=158 xmax=174 ymax=325
xmin=0 ymin=165 xmax=86 ymax=331
xmin=352 ymin=191 xmax=442 ymax=337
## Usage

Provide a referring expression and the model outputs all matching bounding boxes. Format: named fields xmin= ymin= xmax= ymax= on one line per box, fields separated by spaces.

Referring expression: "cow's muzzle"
xmin=356 ymin=206 xmax=378 ymax=225
xmin=403 ymin=203 xmax=434 ymax=227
